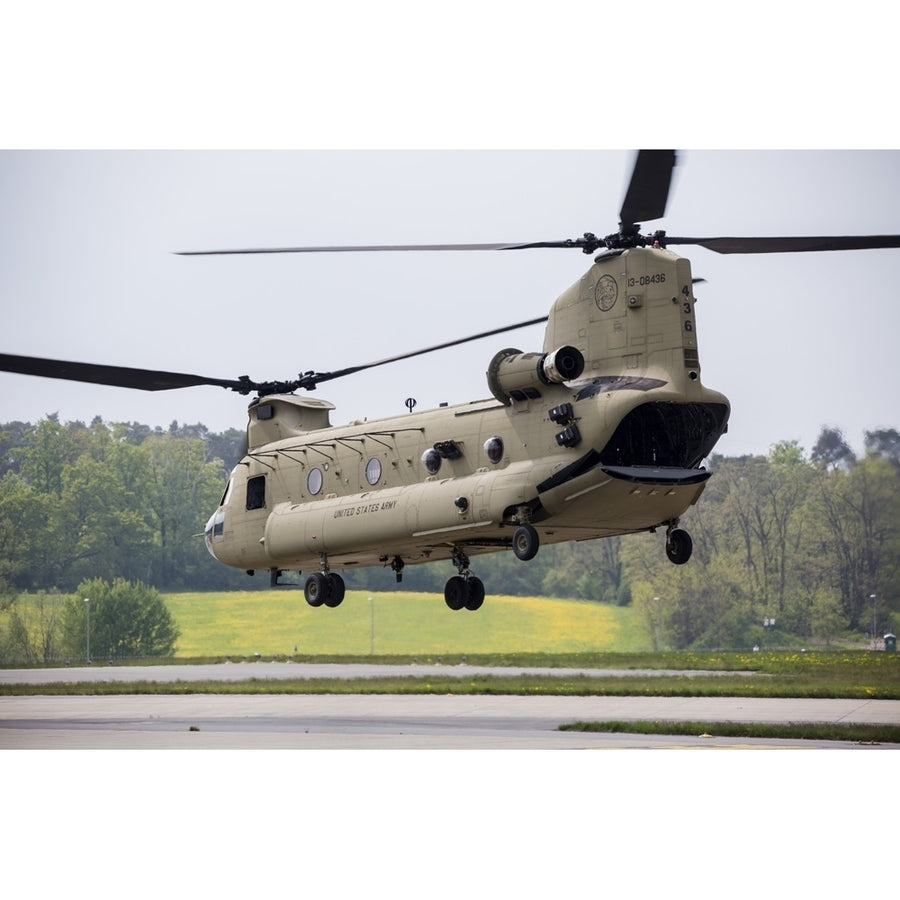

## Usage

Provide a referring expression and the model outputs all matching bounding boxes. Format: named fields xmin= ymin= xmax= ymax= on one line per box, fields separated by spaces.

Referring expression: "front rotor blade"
xmin=303 ymin=315 xmax=550 ymax=388
xmin=619 ymin=150 xmax=676 ymax=228
xmin=663 ymin=234 xmax=900 ymax=254
xmin=0 ymin=353 xmax=249 ymax=393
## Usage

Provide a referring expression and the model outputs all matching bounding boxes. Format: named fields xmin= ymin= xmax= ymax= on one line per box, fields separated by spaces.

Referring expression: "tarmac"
xmin=1 ymin=662 xmax=898 ymax=748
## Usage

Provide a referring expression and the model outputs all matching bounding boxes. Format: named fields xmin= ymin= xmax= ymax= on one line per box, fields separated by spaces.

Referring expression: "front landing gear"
xmin=665 ymin=525 xmax=693 ymax=565
xmin=304 ymin=571 xmax=346 ymax=607
xmin=512 ymin=523 xmax=540 ymax=561
xmin=444 ymin=548 xmax=485 ymax=611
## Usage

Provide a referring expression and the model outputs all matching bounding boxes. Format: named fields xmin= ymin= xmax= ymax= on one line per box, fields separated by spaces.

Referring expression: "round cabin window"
xmin=421 ymin=448 xmax=441 ymax=475
xmin=365 ymin=457 xmax=382 ymax=485
xmin=307 ymin=467 xmax=323 ymax=495
xmin=484 ymin=436 xmax=504 ymax=464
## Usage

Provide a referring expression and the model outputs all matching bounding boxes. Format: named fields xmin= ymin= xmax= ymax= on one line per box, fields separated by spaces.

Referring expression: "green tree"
xmin=623 ymin=529 xmax=752 ymax=650
xmin=811 ymin=426 xmax=856 ymax=470
xmin=809 ymin=591 xmax=846 ymax=645
xmin=0 ymin=416 xmax=242 ymax=592
xmin=18 ymin=416 xmax=88 ymax=495
xmin=140 ymin=434 xmax=229 ymax=588
xmin=1 ymin=592 xmax=67 ymax=663
xmin=50 ymin=454 xmax=153 ymax=586
xmin=539 ymin=537 xmax=630 ymax=603
xmin=0 ymin=471 xmax=55 ymax=590
xmin=62 ymin=577 xmax=179 ymax=659
xmin=808 ymin=455 xmax=900 ymax=629
xmin=865 ymin=428 xmax=900 ymax=468
xmin=708 ymin=446 xmax=812 ymax=617
xmin=0 ymin=420 xmax=29 ymax=477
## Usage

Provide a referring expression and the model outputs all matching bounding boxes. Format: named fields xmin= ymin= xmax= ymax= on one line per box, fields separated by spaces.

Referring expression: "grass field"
xmin=165 ymin=589 xmax=647 ymax=657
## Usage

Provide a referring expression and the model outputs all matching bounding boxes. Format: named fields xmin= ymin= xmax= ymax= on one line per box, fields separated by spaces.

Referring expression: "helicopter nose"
xmin=204 ymin=510 xmax=224 ymax=558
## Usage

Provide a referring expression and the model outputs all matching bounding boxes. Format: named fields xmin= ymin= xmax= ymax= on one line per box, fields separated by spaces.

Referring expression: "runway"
xmin=0 ymin=660 xmax=758 ymax=685
xmin=1 ymin=663 xmax=898 ymax=748
xmin=2 ymin=692 xmax=900 ymax=748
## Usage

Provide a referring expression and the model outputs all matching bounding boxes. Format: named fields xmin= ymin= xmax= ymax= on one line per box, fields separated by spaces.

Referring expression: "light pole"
xmin=653 ymin=597 xmax=662 ymax=652
xmin=871 ymin=594 xmax=877 ymax=647
xmin=84 ymin=597 xmax=91 ymax=663
xmin=369 ymin=596 xmax=374 ymax=655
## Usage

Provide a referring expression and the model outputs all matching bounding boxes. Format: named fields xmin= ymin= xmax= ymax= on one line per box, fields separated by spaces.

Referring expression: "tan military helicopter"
xmin=3 ymin=150 xmax=899 ymax=610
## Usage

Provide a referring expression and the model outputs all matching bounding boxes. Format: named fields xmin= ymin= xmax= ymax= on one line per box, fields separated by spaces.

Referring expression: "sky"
xmin=1 ymin=148 xmax=898 ymax=459
xmin=1 ymin=3 xmax=898 ymax=467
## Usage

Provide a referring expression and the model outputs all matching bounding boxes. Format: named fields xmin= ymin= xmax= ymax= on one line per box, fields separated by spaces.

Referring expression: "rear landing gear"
xmin=512 ymin=523 xmax=540 ymax=561
xmin=665 ymin=526 xmax=693 ymax=565
xmin=444 ymin=574 xmax=485 ymax=611
xmin=444 ymin=548 xmax=485 ymax=611
xmin=304 ymin=571 xmax=345 ymax=607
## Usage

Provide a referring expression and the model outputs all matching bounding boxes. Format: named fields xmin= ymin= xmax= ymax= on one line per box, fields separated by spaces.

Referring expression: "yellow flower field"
xmin=165 ymin=590 xmax=643 ymax=657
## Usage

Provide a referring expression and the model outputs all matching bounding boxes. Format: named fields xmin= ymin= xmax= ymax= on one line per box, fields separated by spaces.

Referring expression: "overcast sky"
xmin=1 ymin=148 xmax=897 ymax=459
xmin=1 ymin=4 xmax=898 ymax=461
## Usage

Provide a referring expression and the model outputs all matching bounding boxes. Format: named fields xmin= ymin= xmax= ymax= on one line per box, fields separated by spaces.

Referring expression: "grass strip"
xmin=558 ymin=719 xmax=900 ymax=744
xmin=1 ymin=672 xmax=899 ymax=699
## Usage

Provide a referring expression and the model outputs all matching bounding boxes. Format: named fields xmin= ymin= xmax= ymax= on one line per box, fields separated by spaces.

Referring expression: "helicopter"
xmin=2 ymin=150 xmax=899 ymax=611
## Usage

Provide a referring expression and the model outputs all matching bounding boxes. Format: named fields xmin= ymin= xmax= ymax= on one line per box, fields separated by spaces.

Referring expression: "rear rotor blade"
xmin=619 ymin=150 xmax=676 ymax=228
xmin=177 ymin=239 xmax=614 ymax=256
xmin=663 ymin=234 xmax=900 ymax=254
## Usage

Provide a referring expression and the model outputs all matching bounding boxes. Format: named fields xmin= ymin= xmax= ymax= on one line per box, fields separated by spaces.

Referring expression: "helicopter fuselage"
xmin=204 ymin=247 xmax=730 ymax=593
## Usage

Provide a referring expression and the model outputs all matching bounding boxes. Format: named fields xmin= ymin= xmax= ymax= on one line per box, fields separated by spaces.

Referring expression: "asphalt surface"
xmin=1 ymin=663 xmax=898 ymax=748
xmin=0 ymin=660 xmax=758 ymax=684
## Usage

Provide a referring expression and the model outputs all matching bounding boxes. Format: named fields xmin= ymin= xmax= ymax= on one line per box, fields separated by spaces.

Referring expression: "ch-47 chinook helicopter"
xmin=3 ymin=150 xmax=900 ymax=611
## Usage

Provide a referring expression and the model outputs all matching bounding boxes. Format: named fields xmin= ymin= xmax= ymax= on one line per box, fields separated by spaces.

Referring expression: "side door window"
xmin=246 ymin=475 xmax=266 ymax=510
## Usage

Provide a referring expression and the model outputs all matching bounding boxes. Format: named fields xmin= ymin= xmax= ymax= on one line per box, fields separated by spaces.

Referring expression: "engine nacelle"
xmin=487 ymin=345 xmax=584 ymax=405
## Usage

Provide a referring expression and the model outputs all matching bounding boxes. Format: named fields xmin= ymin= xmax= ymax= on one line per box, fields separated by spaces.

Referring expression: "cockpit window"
xmin=246 ymin=475 xmax=266 ymax=510
xmin=219 ymin=477 xmax=234 ymax=507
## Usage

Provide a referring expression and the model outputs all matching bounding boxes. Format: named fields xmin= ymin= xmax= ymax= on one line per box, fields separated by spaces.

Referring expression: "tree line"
xmin=0 ymin=415 xmax=897 ymax=652
xmin=624 ymin=430 xmax=900 ymax=649
xmin=0 ymin=415 xmax=247 ymax=594
xmin=2 ymin=577 xmax=178 ymax=664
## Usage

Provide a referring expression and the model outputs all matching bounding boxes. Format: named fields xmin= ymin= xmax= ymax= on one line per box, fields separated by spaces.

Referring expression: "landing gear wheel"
xmin=463 ymin=576 xmax=485 ymax=611
xmin=666 ymin=528 xmax=693 ymax=565
xmin=512 ymin=523 xmax=540 ymax=561
xmin=304 ymin=572 xmax=329 ymax=606
xmin=444 ymin=575 xmax=468 ymax=611
xmin=324 ymin=572 xmax=345 ymax=607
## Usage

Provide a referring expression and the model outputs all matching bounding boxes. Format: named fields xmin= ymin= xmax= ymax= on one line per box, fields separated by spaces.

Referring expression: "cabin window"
xmin=421 ymin=448 xmax=441 ymax=475
xmin=365 ymin=457 xmax=382 ymax=485
xmin=246 ymin=475 xmax=266 ymax=510
xmin=307 ymin=467 xmax=324 ymax=495
xmin=484 ymin=436 xmax=504 ymax=464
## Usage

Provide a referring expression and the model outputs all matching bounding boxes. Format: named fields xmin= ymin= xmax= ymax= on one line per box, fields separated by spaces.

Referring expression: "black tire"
xmin=463 ymin=576 xmax=485 ymax=611
xmin=304 ymin=572 xmax=329 ymax=607
xmin=324 ymin=573 xmax=345 ymax=607
xmin=512 ymin=523 xmax=540 ymax=561
xmin=666 ymin=528 xmax=693 ymax=565
xmin=444 ymin=575 xmax=467 ymax=610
